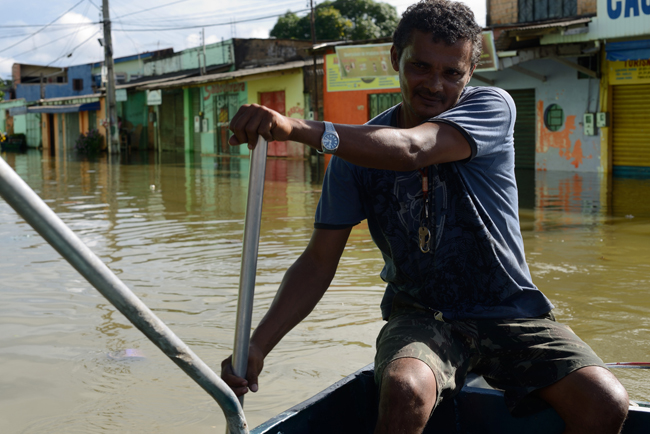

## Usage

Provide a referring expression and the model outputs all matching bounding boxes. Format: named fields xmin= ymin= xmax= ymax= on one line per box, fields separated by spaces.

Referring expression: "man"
xmin=222 ymin=1 xmax=629 ymax=433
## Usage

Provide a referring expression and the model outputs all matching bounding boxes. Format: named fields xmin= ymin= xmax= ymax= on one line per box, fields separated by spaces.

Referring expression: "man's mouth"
xmin=416 ymin=92 xmax=445 ymax=105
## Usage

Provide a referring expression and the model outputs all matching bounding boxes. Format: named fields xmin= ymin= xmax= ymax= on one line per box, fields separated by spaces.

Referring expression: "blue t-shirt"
xmin=315 ymin=86 xmax=553 ymax=320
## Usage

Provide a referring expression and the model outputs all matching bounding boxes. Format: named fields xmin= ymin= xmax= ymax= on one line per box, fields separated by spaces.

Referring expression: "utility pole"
xmin=309 ymin=0 xmax=319 ymax=121
xmin=102 ymin=0 xmax=119 ymax=154
xmin=198 ymin=28 xmax=206 ymax=76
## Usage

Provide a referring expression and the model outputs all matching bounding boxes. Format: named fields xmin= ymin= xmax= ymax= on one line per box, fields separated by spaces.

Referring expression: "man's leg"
xmin=375 ymin=357 xmax=437 ymax=434
xmin=537 ymin=366 xmax=629 ymax=434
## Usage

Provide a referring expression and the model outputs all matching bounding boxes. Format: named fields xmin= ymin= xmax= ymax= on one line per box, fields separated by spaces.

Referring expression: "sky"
xmin=0 ymin=0 xmax=487 ymax=80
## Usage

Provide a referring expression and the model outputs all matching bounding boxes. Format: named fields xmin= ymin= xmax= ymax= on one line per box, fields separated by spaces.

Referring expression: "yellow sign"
xmin=609 ymin=59 xmax=650 ymax=85
xmin=476 ymin=31 xmax=498 ymax=72
xmin=326 ymin=54 xmax=400 ymax=92
xmin=335 ymin=43 xmax=397 ymax=78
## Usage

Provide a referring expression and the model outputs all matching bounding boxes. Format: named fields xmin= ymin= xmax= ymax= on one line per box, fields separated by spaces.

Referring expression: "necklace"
xmin=417 ymin=166 xmax=433 ymax=253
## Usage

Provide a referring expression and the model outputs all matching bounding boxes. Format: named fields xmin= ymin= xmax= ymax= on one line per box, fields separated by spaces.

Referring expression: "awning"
xmin=27 ymin=101 xmax=100 ymax=114
xmin=606 ymin=39 xmax=650 ymax=61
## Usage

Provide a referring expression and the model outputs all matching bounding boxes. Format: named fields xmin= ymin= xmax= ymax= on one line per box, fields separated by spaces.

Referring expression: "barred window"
xmin=518 ymin=0 xmax=577 ymax=23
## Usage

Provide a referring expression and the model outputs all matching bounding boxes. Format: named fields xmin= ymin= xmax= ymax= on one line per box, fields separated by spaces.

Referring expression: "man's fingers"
xmin=229 ymin=105 xmax=254 ymax=146
xmin=229 ymin=104 xmax=286 ymax=148
xmin=221 ymin=355 xmax=251 ymax=396
xmin=247 ymin=367 xmax=259 ymax=393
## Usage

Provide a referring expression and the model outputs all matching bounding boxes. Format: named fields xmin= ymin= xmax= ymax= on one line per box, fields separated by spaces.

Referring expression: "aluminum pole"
xmin=0 ymin=156 xmax=249 ymax=434
xmin=231 ymin=137 xmax=268 ymax=406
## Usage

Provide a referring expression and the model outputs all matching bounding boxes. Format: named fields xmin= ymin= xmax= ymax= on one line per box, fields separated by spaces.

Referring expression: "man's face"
xmin=391 ymin=30 xmax=475 ymax=128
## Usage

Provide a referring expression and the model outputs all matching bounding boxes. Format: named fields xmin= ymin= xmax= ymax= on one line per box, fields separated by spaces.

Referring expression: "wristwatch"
xmin=319 ymin=121 xmax=339 ymax=154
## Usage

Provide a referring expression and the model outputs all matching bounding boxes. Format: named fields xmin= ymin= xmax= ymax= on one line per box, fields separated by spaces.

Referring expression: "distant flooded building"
xmin=472 ymin=0 xmax=650 ymax=176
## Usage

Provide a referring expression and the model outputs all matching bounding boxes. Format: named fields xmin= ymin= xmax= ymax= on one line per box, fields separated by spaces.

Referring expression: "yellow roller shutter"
xmin=612 ymin=84 xmax=650 ymax=171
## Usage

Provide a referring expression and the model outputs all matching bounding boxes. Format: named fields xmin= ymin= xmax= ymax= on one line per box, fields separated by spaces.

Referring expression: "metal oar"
xmin=232 ymin=137 xmax=268 ymax=406
xmin=607 ymin=362 xmax=650 ymax=369
xmin=0 ymin=155 xmax=249 ymax=434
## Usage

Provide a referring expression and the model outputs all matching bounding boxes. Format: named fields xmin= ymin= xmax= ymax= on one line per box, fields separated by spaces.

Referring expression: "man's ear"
xmin=390 ymin=45 xmax=400 ymax=72
xmin=466 ymin=64 xmax=477 ymax=86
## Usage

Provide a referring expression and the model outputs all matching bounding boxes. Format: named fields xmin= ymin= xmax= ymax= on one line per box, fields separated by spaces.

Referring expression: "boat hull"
xmin=252 ymin=364 xmax=650 ymax=434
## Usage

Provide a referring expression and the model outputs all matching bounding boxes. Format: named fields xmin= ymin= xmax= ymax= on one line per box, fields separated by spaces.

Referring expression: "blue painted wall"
xmin=15 ymin=64 xmax=94 ymax=102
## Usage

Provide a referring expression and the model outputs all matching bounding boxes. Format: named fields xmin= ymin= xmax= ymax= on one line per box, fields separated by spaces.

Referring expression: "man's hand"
xmin=228 ymin=104 xmax=293 ymax=150
xmin=220 ymin=343 xmax=265 ymax=396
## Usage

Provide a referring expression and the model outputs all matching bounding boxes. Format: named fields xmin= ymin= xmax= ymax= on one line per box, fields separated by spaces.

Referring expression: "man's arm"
xmin=221 ymin=227 xmax=352 ymax=396
xmin=228 ymin=105 xmax=470 ymax=171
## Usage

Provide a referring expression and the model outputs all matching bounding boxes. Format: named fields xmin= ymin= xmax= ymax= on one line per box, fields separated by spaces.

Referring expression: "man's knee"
xmin=380 ymin=358 xmax=437 ymax=410
xmin=584 ymin=370 xmax=629 ymax=431
xmin=540 ymin=366 xmax=629 ymax=433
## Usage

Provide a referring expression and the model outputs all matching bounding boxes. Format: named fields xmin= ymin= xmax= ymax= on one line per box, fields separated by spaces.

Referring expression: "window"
xmin=72 ymin=79 xmax=83 ymax=91
xmin=518 ymin=0 xmax=577 ymax=23
xmin=115 ymin=73 xmax=127 ymax=84
xmin=368 ymin=92 xmax=402 ymax=120
xmin=544 ymin=104 xmax=564 ymax=132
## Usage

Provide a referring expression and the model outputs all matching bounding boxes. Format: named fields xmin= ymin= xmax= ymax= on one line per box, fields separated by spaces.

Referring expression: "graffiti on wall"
xmin=536 ymin=100 xmax=592 ymax=170
xmin=287 ymin=106 xmax=304 ymax=118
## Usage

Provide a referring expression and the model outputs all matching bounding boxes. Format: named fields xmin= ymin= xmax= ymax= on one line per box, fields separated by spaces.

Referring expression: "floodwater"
xmin=1 ymin=150 xmax=649 ymax=433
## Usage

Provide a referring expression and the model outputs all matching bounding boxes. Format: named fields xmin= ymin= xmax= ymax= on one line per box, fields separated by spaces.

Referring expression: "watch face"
xmin=322 ymin=133 xmax=339 ymax=151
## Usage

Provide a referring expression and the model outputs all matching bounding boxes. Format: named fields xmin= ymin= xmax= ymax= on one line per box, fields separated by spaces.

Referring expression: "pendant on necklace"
xmin=418 ymin=226 xmax=431 ymax=253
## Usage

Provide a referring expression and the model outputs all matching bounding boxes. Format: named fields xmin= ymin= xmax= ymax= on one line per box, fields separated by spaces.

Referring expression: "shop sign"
xmin=115 ymin=89 xmax=127 ymax=102
xmin=147 ymin=90 xmax=162 ymax=105
xmin=476 ymin=31 xmax=498 ymax=72
xmin=335 ymin=43 xmax=397 ymax=78
xmin=326 ymin=54 xmax=400 ymax=92
xmin=609 ymin=58 xmax=650 ymax=85
xmin=593 ymin=0 xmax=650 ymax=39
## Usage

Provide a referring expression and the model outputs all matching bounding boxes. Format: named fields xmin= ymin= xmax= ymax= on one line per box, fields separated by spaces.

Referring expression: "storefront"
xmin=606 ymin=39 xmax=650 ymax=176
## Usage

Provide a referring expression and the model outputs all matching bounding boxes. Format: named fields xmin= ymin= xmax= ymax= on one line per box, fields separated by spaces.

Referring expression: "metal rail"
xmin=0 ymin=155 xmax=249 ymax=434
xmin=232 ymin=137 xmax=268 ymax=406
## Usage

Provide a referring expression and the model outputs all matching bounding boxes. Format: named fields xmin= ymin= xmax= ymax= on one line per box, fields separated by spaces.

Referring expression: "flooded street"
xmin=1 ymin=150 xmax=650 ymax=433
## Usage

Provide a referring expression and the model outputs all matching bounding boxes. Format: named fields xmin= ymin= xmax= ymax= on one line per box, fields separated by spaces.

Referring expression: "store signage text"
xmin=203 ymin=82 xmax=245 ymax=100
xmin=607 ymin=0 xmax=650 ymax=19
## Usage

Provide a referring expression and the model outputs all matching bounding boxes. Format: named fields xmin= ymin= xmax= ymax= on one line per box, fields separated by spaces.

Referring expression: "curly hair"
xmin=393 ymin=0 xmax=483 ymax=66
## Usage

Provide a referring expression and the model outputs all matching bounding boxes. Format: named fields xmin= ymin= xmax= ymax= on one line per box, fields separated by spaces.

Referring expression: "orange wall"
xmin=323 ymin=87 xmax=400 ymax=126
xmin=322 ymin=51 xmax=401 ymax=168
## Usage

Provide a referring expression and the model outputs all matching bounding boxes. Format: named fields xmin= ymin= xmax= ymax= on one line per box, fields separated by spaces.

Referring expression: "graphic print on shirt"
xmin=393 ymin=167 xmax=447 ymax=252
xmin=363 ymin=163 xmax=522 ymax=318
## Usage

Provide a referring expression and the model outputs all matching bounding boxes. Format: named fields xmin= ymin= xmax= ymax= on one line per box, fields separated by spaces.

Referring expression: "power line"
xmin=0 ymin=28 xmax=95 ymax=64
xmin=86 ymin=0 xmax=101 ymax=11
xmin=0 ymin=22 xmax=100 ymax=29
xmin=60 ymin=0 xmax=94 ymax=66
xmin=0 ymin=0 xmax=86 ymax=54
xmin=16 ymin=30 xmax=101 ymax=79
xmin=112 ymin=9 xmax=309 ymax=32
xmin=112 ymin=0 xmax=191 ymax=20
xmin=112 ymin=0 xmax=307 ymax=25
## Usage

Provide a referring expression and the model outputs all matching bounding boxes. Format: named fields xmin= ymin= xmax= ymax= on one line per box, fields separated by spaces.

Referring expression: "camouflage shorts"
xmin=374 ymin=294 xmax=606 ymax=416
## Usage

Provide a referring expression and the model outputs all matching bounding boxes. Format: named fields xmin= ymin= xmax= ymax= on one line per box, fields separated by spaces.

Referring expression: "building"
xmin=475 ymin=0 xmax=650 ymax=176
xmin=131 ymin=38 xmax=316 ymax=158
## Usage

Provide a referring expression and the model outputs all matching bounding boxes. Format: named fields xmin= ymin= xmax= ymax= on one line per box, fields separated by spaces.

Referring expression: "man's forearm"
xmin=250 ymin=249 xmax=337 ymax=358
xmin=287 ymin=118 xmax=469 ymax=171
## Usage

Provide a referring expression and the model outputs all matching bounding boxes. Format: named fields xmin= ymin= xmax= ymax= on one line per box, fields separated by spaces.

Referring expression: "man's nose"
xmin=423 ymin=73 xmax=443 ymax=93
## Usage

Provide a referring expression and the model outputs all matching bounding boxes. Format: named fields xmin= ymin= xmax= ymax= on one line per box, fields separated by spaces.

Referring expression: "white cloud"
xmin=0 ymin=57 xmax=16 ymax=80
xmin=246 ymin=27 xmax=270 ymax=39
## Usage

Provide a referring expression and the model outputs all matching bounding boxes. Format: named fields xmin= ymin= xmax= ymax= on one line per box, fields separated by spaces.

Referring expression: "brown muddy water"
xmin=1 ymin=150 xmax=650 ymax=433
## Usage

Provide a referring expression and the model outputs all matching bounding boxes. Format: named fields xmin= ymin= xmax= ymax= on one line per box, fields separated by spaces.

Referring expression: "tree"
xmin=271 ymin=6 xmax=351 ymax=41
xmin=0 ymin=78 xmax=5 ymax=101
xmin=270 ymin=0 xmax=398 ymax=42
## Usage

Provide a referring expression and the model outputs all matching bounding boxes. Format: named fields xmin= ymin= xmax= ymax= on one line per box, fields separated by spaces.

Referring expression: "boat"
xmin=253 ymin=363 xmax=650 ymax=434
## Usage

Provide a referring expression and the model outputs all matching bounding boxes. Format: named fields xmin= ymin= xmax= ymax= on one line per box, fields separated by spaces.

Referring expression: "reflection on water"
xmin=1 ymin=150 xmax=650 ymax=433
